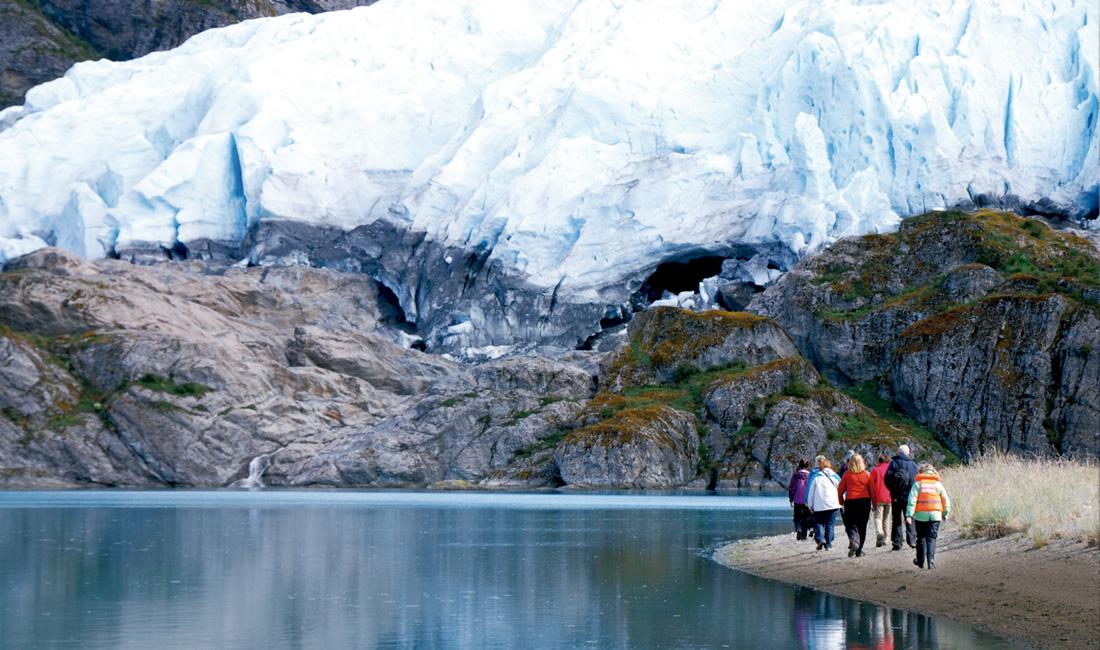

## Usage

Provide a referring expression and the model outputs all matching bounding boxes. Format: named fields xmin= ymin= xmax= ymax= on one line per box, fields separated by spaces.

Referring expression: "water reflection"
xmin=791 ymin=586 xmax=949 ymax=649
xmin=0 ymin=492 xmax=1017 ymax=649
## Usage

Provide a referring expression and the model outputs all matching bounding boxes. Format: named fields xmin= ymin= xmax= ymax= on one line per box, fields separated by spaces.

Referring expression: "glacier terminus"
xmin=0 ymin=0 xmax=1096 ymax=353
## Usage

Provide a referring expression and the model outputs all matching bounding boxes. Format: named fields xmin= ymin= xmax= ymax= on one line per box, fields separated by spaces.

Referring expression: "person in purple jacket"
xmin=787 ymin=459 xmax=813 ymax=540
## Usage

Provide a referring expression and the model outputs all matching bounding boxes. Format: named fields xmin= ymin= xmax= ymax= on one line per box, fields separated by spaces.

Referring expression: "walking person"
xmin=838 ymin=449 xmax=854 ymax=477
xmin=884 ymin=444 xmax=918 ymax=551
xmin=837 ymin=453 xmax=873 ymax=557
xmin=868 ymin=453 xmax=892 ymax=547
xmin=787 ymin=459 xmax=813 ymax=540
xmin=905 ymin=463 xmax=951 ymax=569
xmin=805 ymin=456 xmax=841 ymax=551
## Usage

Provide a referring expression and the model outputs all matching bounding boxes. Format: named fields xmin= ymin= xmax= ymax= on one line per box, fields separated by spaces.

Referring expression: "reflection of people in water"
xmin=790 ymin=587 xmax=845 ymax=649
xmin=789 ymin=586 xmax=944 ymax=649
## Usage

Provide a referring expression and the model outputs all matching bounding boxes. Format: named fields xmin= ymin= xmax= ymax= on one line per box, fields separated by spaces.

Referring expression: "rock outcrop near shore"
xmin=753 ymin=210 xmax=1100 ymax=459
xmin=0 ymin=211 xmax=1096 ymax=488
xmin=0 ymin=249 xmax=595 ymax=487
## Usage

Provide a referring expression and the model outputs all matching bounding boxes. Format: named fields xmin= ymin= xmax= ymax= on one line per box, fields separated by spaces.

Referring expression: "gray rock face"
xmin=0 ymin=332 xmax=154 ymax=487
xmin=0 ymin=0 xmax=375 ymax=109
xmin=752 ymin=210 xmax=1100 ymax=460
xmin=555 ymin=406 xmax=699 ymax=488
xmin=0 ymin=247 xmax=607 ymax=489
xmin=0 ymin=248 xmax=591 ymax=488
xmin=701 ymin=357 xmax=821 ymax=457
xmin=893 ymin=295 xmax=1100 ymax=459
xmin=286 ymin=355 xmax=594 ymax=487
xmin=0 ymin=0 xmax=88 ymax=109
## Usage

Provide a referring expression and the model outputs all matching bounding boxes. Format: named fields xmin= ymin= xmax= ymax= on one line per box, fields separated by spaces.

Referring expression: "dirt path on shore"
xmin=715 ymin=528 xmax=1100 ymax=650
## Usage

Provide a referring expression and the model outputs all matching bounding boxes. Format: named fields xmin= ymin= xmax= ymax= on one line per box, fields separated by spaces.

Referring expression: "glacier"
xmin=0 ymin=0 xmax=1097 ymax=351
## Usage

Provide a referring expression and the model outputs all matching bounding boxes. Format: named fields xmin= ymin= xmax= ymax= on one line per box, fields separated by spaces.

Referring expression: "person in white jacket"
xmin=805 ymin=455 xmax=842 ymax=550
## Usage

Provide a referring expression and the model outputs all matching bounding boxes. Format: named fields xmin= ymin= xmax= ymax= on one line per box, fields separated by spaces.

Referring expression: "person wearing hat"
xmin=884 ymin=444 xmax=918 ymax=551
xmin=905 ymin=463 xmax=951 ymax=569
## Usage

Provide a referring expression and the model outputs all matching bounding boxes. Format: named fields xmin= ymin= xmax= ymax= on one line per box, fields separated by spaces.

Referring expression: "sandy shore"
xmin=715 ymin=527 xmax=1100 ymax=649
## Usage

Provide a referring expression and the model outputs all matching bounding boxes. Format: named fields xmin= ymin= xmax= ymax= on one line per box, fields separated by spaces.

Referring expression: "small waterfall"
xmin=230 ymin=454 xmax=273 ymax=489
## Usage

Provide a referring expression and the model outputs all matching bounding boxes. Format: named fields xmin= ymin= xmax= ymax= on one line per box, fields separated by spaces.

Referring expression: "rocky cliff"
xmin=0 ymin=0 xmax=374 ymax=109
xmin=752 ymin=209 xmax=1099 ymax=460
xmin=0 ymin=210 xmax=1096 ymax=489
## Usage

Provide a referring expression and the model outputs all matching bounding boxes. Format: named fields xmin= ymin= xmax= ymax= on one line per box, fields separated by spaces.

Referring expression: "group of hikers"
xmin=787 ymin=444 xmax=951 ymax=569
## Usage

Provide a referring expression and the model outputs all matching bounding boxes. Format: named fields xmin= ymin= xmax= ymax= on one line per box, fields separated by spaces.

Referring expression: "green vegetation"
xmin=439 ymin=392 xmax=477 ymax=408
xmin=2 ymin=406 xmax=29 ymax=428
xmin=512 ymin=428 xmax=570 ymax=459
xmin=589 ymin=361 xmax=752 ymax=425
xmin=838 ymin=381 xmax=960 ymax=464
xmin=9 ymin=0 xmax=99 ymax=61
xmin=0 ymin=324 xmax=217 ymax=433
xmin=507 ymin=409 xmax=538 ymax=424
xmin=813 ymin=210 xmax=1100 ymax=322
xmin=127 ymin=373 xmax=211 ymax=398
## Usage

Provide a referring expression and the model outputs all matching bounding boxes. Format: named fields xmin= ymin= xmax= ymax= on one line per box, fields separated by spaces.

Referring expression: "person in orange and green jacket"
xmin=904 ymin=463 xmax=951 ymax=570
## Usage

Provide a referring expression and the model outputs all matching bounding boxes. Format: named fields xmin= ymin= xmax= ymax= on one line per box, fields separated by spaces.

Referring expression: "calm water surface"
xmin=0 ymin=491 xmax=1018 ymax=649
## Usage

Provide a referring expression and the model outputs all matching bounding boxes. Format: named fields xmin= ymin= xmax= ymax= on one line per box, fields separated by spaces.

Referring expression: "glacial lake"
xmin=0 ymin=491 xmax=1019 ymax=649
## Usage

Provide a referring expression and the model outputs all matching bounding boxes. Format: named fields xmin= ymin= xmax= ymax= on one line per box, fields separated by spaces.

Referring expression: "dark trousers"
xmin=812 ymin=509 xmax=838 ymax=548
xmin=891 ymin=498 xmax=916 ymax=549
xmin=915 ymin=520 xmax=941 ymax=567
xmin=843 ymin=498 xmax=872 ymax=553
xmin=793 ymin=504 xmax=812 ymax=539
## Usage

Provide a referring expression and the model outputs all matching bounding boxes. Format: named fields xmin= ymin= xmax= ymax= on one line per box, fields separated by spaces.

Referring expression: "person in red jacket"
xmin=868 ymin=453 xmax=893 ymax=548
xmin=837 ymin=453 xmax=873 ymax=557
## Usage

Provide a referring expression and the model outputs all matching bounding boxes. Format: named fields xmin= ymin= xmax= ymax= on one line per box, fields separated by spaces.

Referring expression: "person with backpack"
xmin=905 ymin=463 xmax=951 ymax=569
xmin=837 ymin=453 xmax=873 ymax=557
xmin=805 ymin=455 xmax=841 ymax=551
xmin=868 ymin=453 xmax=893 ymax=547
xmin=787 ymin=459 xmax=813 ymax=540
xmin=884 ymin=444 xmax=918 ymax=551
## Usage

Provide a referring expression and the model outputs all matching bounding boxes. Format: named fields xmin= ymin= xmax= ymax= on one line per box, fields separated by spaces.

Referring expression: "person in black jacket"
xmin=884 ymin=444 xmax=918 ymax=551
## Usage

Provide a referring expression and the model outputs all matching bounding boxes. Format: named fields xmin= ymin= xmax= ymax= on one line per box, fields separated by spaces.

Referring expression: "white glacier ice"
xmin=0 ymin=0 xmax=1097 ymax=301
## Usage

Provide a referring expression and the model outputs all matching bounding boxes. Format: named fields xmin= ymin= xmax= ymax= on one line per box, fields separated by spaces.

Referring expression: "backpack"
xmin=885 ymin=458 xmax=913 ymax=498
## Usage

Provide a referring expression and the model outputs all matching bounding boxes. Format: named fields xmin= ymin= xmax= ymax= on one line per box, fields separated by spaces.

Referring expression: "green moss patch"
xmin=839 ymin=381 xmax=960 ymax=464
xmin=127 ymin=374 xmax=211 ymax=398
xmin=813 ymin=210 xmax=1099 ymax=323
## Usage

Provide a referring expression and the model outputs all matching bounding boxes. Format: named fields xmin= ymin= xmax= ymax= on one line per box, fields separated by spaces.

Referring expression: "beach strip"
xmin=714 ymin=528 xmax=1100 ymax=650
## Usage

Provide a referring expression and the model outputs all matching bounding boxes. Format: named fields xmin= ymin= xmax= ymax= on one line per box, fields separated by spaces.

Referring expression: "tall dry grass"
xmin=941 ymin=453 xmax=1099 ymax=547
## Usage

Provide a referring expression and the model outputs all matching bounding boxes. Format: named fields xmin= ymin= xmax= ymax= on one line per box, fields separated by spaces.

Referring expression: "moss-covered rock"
xmin=599 ymin=306 xmax=800 ymax=392
xmin=555 ymin=405 xmax=699 ymax=488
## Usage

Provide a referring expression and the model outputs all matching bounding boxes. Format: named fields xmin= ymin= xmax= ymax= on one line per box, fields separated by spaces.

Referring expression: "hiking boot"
xmin=855 ymin=550 xmax=864 ymax=557
xmin=848 ymin=548 xmax=856 ymax=558
xmin=891 ymin=546 xmax=902 ymax=551
xmin=913 ymin=558 xmax=922 ymax=569
xmin=876 ymin=536 xmax=884 ymax=547
xmin=816 ymin=542 xmax=824 ymax=551
xmin=926 ymin=560 xmax=934 ymax=569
